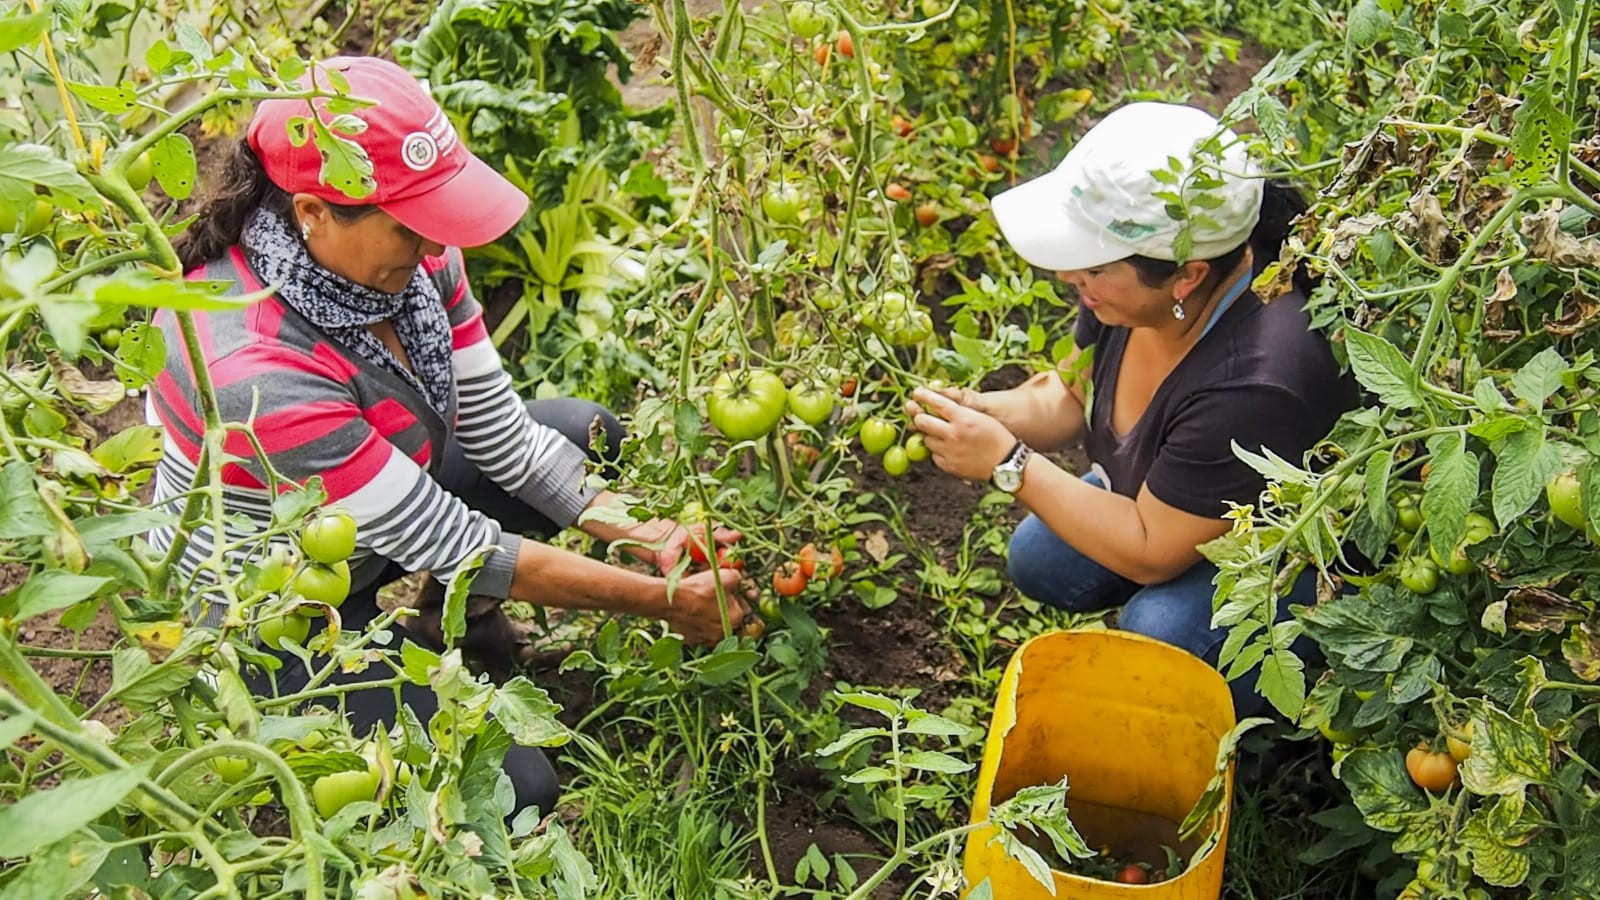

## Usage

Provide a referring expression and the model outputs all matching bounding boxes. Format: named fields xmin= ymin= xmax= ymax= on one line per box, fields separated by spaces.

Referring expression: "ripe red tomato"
xmin=797 ymin=543 xmax=820 ymax=578
xmin=914 ymin=203 xmax=939 ymax=228
xmin=839 ymin=376 xmax=857 ymax=398
xmin=891 ymin=115 xmax=914 ymax=137
xmin=1114 ymin=864 xmax=1149 ymax=885
xmin=977 ymin=153 xmax=1001 ymax=173
xmin=687 ymin=529 xmax=712 ymax=565
xmin=1405 ymin=744 xmax=1460 ymax=792
xmin=817 ymin=546 xmax=844 ymax=580
xmin=835 ymin=30 xmax=855 ymax=58
xmin=706 ymin=369 xmax=788 ymax=441
xmin=813 ymin=42 xmax=831 ymax=66
xmin=301 ymin=510 xmax=357 ymax=564
xmin=884 ymin=182 xmax=912 ymax=202
xmin=715 ymin=546 xmax=743 ymax=570
xmin=990 ymin=136 xmax=1017 ymax=155
xmin=773 ymin=562 xmax=808 ymax=597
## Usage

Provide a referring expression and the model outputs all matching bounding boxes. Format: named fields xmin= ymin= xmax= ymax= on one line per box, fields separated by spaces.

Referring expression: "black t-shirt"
xmin=1074 ymin=290 xmax=1356 ymax=519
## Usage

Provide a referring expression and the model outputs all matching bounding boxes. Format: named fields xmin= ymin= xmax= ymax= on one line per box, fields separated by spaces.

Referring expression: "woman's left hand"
xmin=907 ymin=387 xmax=1019 ymax=482
xmin=651 ymin=519 xmax=742 ymax=573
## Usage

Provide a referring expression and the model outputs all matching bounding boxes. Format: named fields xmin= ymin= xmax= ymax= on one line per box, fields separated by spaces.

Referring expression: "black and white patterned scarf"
xmin=241 ymin=207 xmax=455 ymax=415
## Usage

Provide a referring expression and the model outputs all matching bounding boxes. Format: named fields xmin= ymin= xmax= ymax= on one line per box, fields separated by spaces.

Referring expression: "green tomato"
xmin=1430 ymin=542 xmax=1474 ymax=576
xmin=210 ymin=754 xmax=253 ymax=783
xmin=126 ymin=151 xmax=154 ymax=191
xmin=253 ymin=544 xmax=299 ymax=596
xmin=99 ymin=327 xmax=123 ymax=350
xmin=787 ymin=382 xmax=835 ymax=426
xmin=1462 ymin=512 xmax=1495 ymax=546
xmin=882 ymin=444 xmax=910 ymax=477
xmin=291 ymin=560 xmax=351 ymax=608
xmin=1318 ymin=719 xmax=1364 ymax=745
xmin=859 ymin=417 xmax=897 ymax=456
xmin=257 ymin=613 xmax=310 ymax=651
xmin=706 ymin=369 xmax=788 ymax=441
xmin=1398 ymin=557 xmax=1440 ymax=594
xmin=1547 ymin=470 xmax=1585 ymax=529
xmin=786 ymin=1 xmax=829 ymax=39
xmin=761 ymin=185 xmax=806 ymax=225
xmin=311 ymin=768 xmax=380 ymax=819
xmin=1395 ymin=494 xmax=1423 ymax=532
xmin=905 ymin=433 xmax=929 ymax=463
xmin=0 ymin=197 xmax=54 ymax=236
xmin=301 ymin=510 xmax=358 ymax=564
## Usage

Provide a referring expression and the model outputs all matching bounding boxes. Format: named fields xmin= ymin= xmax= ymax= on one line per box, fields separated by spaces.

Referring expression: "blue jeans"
xmin=1006 ymin=473 xmax=1319 ymax=717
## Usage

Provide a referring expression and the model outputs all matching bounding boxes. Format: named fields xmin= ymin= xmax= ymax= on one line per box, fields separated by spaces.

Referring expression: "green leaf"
xmin=0 ymin=711 xmax=34 ymax=750
xmin=1298 ymin=584 xmax=1417 ymax=674
xmin=92 ymin=425 xmax=164 ymax=473
xmin=1491 ymin=424 xmax=1561 ymax=526
xmin=1422 ymin=432 xmax=1476 ymax=560
xmin=1364 ymin=449 xmax=1394 ymax=535
xmin=903 ymin=711 xmax=970 ymax=738
xmin=1461 ymin=796 xmax=1535 ymax=887
xmin=901 ymin=750 xmax=973 ymax=774
xmin=66 ymin=82 xmax=138 ymax=114
xmin=109 ymin=642 xmax=200 ymax=709
xmin=1338 ymin=747 xmax=1427 ymax=832
xmin=0 ymin=763 xmax=150 ymax=857
xmin=149 ymin=133 xmax=198 ymax=200
xmin=815 ymin=727 xmax=887 ymax=758
xmin=838 ymin=691 xmax=902 ymax=719
xmin=1255 ymin=648 xmax=1306 ymax=716
xmin=0 ymin=7 xmax=48 ymax=53
xmin=310 ymin=119 xmax=376 ymax=201
xmin=0 ymin=462 xmax=51 ymax=538
xmin=1346 ymin=0 xmax=1393 ymax=49
xmin=0 ymin=838 xmax=76 ymax=900
xmin=1508 ymin=348 xmax=1567 ymax=410
xmin=690 ymin=648 xmax=758 ymax=685
xmin=1509 ymin=81 xmax=1572 ymax=189
xmin=0 ymin=144 xmax=96 ymax=207
xmin=7 ymin=571 xmax=113 ymax=621
xmin=1345 ymin=329 xmax=1420 ymax=409
xmin=489 ymin=678 xmax=571 ymax=748
xmin=1460 ymin=703 xmax=1553 ymax=797
xmin=841 ymin=765 xmax=893 ymax=784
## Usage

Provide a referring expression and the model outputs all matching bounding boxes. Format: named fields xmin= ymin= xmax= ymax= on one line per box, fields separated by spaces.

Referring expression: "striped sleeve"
xmin=430 ymin=251 xmax=599 ymax=527
xmin=208 ymin=346 xmax=523 ymax=597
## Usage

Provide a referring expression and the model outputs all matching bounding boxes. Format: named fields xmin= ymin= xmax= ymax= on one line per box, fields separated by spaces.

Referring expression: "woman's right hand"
xmin=663 ymin=567 xmax=751 ymax=645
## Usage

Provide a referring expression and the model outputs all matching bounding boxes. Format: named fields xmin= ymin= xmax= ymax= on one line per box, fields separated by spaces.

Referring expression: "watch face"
xmin=994 ymin=467 xmax=1022 ymax=493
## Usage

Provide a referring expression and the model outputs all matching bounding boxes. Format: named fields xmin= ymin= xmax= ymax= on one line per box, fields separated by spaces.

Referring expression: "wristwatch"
xmin=991 ymin=441 xmax=1032 ymax=494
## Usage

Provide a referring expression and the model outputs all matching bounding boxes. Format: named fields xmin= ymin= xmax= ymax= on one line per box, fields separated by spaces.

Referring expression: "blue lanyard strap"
xmin=1200 ymin=270 xmax=1254 ymax=339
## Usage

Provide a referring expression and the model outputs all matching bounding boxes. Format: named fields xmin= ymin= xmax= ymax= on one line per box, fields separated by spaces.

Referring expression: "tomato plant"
xmin=788 ymin=380 xmax=835 ymax=425
xmin=1405 ymin=745 xmax=1460 ymax=793
xmin=291 ymin=560 xmax=352 ymax=608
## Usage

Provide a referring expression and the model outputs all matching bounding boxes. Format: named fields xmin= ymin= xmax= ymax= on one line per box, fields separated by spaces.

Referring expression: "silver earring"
xmin=300 ymin=221 xmax=312 ymax=241
xmin=1171 ymin=301 xmax=1186 ymax=321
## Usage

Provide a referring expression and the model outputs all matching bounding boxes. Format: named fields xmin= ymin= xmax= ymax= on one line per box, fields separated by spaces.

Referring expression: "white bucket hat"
xmin=991 ymin=102 xmax=1263 ymax=270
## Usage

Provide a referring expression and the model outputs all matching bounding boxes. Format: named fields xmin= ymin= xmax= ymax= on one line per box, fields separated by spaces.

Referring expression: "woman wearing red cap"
xmin=907 ymin=103 xmax=1357 ymax=715
xmin=154 ymin=57 xmax=749 ymax=815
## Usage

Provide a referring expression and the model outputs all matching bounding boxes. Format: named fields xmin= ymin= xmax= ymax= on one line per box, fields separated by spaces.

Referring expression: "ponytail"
xmin=172 ymin=138 xmax=292 ymax=271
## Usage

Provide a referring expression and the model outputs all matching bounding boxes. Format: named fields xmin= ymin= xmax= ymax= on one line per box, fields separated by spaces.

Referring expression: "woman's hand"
xmin=906 ymin=386 xmax=1019 ymax=482
xmin=664 ymin=568 xmax=753 ymax=645
xmin=654 ymin=520 xmax=742 ymax=573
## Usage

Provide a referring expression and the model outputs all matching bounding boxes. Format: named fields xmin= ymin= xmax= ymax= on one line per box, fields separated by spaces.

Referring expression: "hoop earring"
xmin=300 ymin=220 xmax=312 ymax=241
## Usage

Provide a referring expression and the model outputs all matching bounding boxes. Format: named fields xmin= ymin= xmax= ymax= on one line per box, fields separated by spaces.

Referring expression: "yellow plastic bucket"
xmin=963 ymin=630 xmax=1237 ymax=899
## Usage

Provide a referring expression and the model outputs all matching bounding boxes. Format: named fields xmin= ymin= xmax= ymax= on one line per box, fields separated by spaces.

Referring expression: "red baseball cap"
xmin=247 ymin=56 xmax=528 ymax=248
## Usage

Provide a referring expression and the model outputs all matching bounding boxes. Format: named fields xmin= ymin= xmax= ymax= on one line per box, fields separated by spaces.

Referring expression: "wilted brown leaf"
xmin=1562 ymin=622 xmax=1600 ymax=682
xmin=1521 ymin=207 xmax=1600 ymax=267
xmin=1505 ymin=587 xmax=1587 ymax=633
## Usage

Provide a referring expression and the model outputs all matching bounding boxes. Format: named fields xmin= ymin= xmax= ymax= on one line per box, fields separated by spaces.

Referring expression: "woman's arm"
xmin=907 ymin=387 xmax=1227 ymax=584
xmin=506 ymin=537 xmax=747 ymax=645
xmin=946 ymin=348 xmax=1090 ymax=452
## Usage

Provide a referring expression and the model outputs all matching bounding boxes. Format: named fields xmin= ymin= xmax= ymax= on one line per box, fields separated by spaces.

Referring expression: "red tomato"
xmin=773 ymin=562 xmax=808 ymax=597
xmin=891 ymin=115 xmax=914 ymax=137
xmin=1114 ymin=864 xmax=1149 ymax=884
xmin=991 ymin=136 xmax=1017 ymax=155
xmin=716 ymin=546 xmax=743 ymax=571
xmin=885 ymin=182 xmax=912 ymax=202
xmin=836 ymin=30 xmax=855 ymax=58
xmin=813 ymin=42 xmax=830 ymax=66
xmin=914 ymin=203 xmax=939 ymax=227
xmin=797 ymin=543 xmax=820 ymax=578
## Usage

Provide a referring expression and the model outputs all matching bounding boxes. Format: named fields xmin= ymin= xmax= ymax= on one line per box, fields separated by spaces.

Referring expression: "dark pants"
xmin=251 ymin=398 xmax=623 ymax=819
xmin=1007 ymin=472 xmax=1319 ymax=718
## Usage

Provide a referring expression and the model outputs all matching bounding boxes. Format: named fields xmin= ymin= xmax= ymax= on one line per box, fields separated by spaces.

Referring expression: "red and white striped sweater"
xmin=147 ymin=246 xmax=595 ymax=619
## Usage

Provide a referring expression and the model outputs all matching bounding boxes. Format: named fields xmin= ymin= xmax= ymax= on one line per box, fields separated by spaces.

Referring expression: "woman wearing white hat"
xmin=907 ymin=102 xmax=1356 ymax=713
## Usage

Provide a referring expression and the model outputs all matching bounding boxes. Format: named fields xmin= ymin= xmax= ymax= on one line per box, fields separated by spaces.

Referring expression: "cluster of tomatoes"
xmin=208 ymin=726 xmax=412 ymax=819
xmin=250 ymin=509 xmax=359 ymax=650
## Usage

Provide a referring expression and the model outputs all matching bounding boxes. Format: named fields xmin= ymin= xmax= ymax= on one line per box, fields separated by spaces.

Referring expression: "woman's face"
xmin=1055 ymin=259 xmax=1207 ymax=330
xmin=296 ymin=197 xmax=447 ymax=295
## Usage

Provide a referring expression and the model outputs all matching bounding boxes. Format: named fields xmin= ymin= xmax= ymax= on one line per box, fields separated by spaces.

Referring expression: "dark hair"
xmin=173 ymin=138 xmax=379 ymax=271
xmin=1125 ymin=181 xmax=1310 ymax=295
